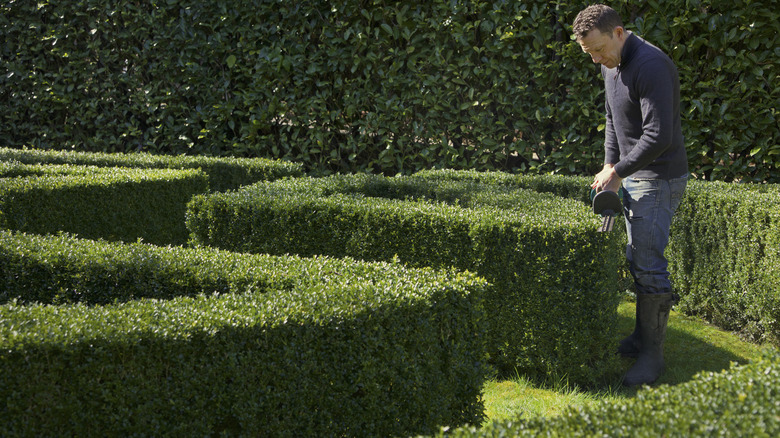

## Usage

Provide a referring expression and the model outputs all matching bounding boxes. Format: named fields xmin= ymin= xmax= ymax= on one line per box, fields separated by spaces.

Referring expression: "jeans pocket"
xmin=669 ymin=174 xmax=688 ymax=212
xmin=623 ymin=178 xmax=659 ymax=221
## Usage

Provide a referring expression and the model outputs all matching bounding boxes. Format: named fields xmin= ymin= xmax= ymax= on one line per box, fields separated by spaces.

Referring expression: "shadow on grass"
xmin=614 ymin=301 xmax=764 ymax=391
xmin=480 ymin=299 xmax=772 ymax=423
xmin=490 ymin=300 xmax=761 ymax=395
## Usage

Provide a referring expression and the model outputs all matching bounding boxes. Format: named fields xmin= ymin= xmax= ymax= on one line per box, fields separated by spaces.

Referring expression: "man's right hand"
xmin=592 ymin=164 xmax=623 ymax=193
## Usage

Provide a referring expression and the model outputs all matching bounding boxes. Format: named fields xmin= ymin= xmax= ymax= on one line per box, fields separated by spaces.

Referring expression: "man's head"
xmin=573 ymin=4 xmax=627 ymax=69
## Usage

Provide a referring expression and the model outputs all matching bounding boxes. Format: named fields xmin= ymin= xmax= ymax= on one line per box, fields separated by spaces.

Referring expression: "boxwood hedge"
xmin=0 ymin=146 xmax=303 ymax=192
xmin=0 ymin=165 xmax=208 ymax=245
xmin=421 ymin=171 xmax=780 ymax=348
xmin=0 ymin=160 xmax=144 ymax=179
xmin=0 ymin=159 xmax=74 ymax=178
xmin=0 ymin=230 xmax=488 ymax=437
xmin=186 ymin=170 xmax=624 ymax=384
xmin=668 ymin=180 xmax=780 ymax=345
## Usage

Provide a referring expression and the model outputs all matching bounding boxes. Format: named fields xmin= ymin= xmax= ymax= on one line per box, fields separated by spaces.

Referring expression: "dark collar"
xmin=619 ymin=32 xmax=642 ymax=69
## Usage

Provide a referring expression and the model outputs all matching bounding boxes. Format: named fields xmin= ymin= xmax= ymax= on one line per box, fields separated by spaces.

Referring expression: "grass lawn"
xmin=482 ymin=296 xmax=771 ymax=424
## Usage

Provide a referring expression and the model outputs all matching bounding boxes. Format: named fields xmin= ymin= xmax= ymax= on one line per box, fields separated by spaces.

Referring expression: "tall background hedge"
xmin=1 ymin=0 xmax=777 ymax=181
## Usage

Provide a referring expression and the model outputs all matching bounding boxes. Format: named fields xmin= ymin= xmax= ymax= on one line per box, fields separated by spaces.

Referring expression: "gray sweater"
xmin=602 ymin=33 xmax=688 ymax=179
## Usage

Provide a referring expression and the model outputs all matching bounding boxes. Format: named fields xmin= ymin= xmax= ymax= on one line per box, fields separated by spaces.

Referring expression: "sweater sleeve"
xmin=602 ymin=66 xmax=621 ymax=166
xmin=603 ymin=93 xmax=621 ymax=166
xmin=612 ymin=58 xmax=677 ymax=178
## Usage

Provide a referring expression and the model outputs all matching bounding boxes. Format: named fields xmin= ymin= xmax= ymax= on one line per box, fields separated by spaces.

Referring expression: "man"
xmin=572 ymin=4 xmax=689 ymax=386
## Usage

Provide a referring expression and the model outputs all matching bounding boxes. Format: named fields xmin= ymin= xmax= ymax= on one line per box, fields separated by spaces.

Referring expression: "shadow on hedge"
xmin=1 ymin=297 xmax=484 ymax=437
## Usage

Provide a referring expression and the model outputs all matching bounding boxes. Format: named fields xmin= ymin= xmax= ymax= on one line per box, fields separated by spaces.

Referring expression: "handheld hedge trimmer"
xmin=590 ymin=188 xmax=624 ymax=232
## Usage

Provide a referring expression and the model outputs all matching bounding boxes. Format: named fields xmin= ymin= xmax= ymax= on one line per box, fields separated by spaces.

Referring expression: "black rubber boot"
xmin=617 ymin=299 xmax=641 ymax=358
xmin=622 ymin=292 xmax=678 ymax=387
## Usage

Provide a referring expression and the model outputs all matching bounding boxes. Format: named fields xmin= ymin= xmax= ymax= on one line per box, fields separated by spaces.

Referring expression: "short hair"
xmin=572 ymin=4 xmax=624 ymax=40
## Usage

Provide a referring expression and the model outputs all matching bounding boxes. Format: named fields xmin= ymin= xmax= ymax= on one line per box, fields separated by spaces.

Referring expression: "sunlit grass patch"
xmin=483 ymin=296 xmax=772 ymax=424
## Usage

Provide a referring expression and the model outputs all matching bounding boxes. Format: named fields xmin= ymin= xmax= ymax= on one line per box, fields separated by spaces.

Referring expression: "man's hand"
xmin=592 ymin=164 xmax=623 ymax=193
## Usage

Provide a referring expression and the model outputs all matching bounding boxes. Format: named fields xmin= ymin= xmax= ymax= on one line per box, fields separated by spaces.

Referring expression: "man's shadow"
xmin=614 ymin=306 xmax=759 ymax=390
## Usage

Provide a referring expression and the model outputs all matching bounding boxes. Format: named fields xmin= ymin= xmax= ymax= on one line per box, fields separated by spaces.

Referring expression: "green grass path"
xmin=482 ymin=298 xmax=770 ymax=423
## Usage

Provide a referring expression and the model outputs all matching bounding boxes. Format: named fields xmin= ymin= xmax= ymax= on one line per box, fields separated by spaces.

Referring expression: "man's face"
xmin=577 ymin=27 xmax=626 ymax=69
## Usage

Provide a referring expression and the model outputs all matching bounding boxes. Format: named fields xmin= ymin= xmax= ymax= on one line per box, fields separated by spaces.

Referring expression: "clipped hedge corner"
xmin=186 ymin=170 xmax=624 ymax=384
xmin=0 ymin=230 xmax=488 ymax=437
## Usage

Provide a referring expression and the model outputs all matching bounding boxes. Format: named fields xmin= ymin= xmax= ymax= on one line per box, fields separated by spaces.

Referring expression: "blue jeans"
xmin=622 ymin=175 xmax=688 ymax=295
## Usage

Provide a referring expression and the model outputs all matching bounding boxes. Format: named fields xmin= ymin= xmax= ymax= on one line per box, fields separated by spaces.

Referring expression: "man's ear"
xmin=613 ymin=26 xmax=626 ymax=40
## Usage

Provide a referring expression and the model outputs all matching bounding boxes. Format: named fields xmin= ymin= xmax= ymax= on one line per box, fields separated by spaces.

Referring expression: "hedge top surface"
xmin=0 ymin=166 xmax=206 ymax=193
xmin=201 ymin=172 xmax=599 ymax=230
xmin=0 ymin=160 xmax=111 ymax=178
xmin=0 ymin=147 xmax=301 ymax=172
xmin=0 ymin=230 xmax=488 ymax=347
xmin=0 ymin=147 xmax=303 ymax=191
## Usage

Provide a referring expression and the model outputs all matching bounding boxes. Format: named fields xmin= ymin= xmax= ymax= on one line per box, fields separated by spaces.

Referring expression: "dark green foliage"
xmin=1 ymin=1 xmax=776 ymax=180
xmin=434 ymin=351 xmax=780 ymax=437
xmin=186 ymin=170 xmax=624 ymax=384
xmin=0 ymin=146 xmax=303 ymax=192
xmin=667 ymin=180 xmax=780 ymax=345
xmin=0 ymin=166 xmax=209 ymax=245
xmin=611 ymin=0 xmax=779 ymax=183
xmin=0 ymin=231 xmax=488 ymax=437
